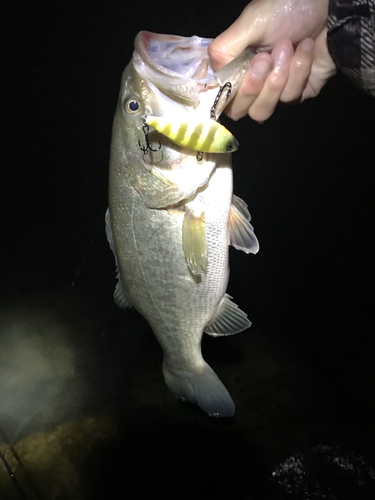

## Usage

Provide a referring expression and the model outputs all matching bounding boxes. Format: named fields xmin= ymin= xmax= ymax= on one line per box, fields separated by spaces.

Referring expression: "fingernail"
xmin=273 ymin=42 xmax=292 ymax=67
xmin=249 ymin=57 xmax=273 ymax=79
xmin=300 ymin=38 xmax=314 ymax=52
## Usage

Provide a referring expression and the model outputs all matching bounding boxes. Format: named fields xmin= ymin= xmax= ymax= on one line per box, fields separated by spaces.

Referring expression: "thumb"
xmin=208 ymin=2 xmax=270 ymax=70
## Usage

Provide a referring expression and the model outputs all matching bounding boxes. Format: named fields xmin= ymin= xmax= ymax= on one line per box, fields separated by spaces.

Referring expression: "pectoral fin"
xmin=229 ymin=198 xmax=259 ymax=254
xmin=105 ymin=209 xmax=132 ymax=309
xmin=232 ymin=194 xmax=251 ymax=221
xmin=205 ymin=294 xmax=251 ymax=336
xmin=182 ymin=209 xmax=208 ymax=275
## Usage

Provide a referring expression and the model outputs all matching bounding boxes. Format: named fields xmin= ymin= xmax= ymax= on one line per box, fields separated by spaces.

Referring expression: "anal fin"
xmin=205 ymin=294 xmax=251 ymax=336
xmin=182 ymin=208 xmax=208 ymax=275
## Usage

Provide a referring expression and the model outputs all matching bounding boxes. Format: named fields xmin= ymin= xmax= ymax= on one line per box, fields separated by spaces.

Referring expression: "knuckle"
xmin=293 ymin=53 xmax=313 ymax=72
xmin=226 ymin=108 xmax=243 ymax=121
xmin=266 ymin=72 xmax=287 ymax=92
xmin=280 ymin=83 xmax=301 ymax=102
xmin=241 ymin=81 xmax=258 ymax=97
xmin=207 ymin=44 xmax=226 ymax=68
xmin=280 ymin=83 xmax=305 ymax=103
xmin=280 ymin=90 xmax=299 ymax=103
xmin=248 ymin=106 xmax=272 ymax=123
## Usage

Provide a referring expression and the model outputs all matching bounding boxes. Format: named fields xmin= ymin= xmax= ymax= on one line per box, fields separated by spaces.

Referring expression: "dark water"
xmin=1 ymin=1 xmax=375 ymax=499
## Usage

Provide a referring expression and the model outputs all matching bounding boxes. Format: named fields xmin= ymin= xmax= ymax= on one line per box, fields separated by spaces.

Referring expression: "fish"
xmin=106 ymin=31 xmax=260 ymax=417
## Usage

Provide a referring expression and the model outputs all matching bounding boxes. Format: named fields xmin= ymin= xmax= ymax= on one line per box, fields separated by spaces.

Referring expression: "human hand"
xmin=208 ymin=0 xmax=337 ymax=122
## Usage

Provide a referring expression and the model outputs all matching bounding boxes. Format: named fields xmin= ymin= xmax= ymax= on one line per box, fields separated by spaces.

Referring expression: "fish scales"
xmin=112 ymin=161 xmax=232 ymax=360
xmin=107 ymin=31 xmax=259 ymax=417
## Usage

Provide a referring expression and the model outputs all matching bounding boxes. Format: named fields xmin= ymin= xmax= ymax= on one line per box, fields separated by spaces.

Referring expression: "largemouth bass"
xmin=107 ymin=31 xmax=259 ymax=417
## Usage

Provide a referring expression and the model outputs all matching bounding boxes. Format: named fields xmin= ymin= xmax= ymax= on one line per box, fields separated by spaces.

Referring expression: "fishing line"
xmin=0 ymin=424 xmax=44 ymax=500
xmin=0 ymin=451 xmax=28 ymax=500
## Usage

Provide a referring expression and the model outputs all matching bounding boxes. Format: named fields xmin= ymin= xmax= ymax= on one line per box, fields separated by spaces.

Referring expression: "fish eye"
xmin=125 ymin=98 xmax=140 ymax=115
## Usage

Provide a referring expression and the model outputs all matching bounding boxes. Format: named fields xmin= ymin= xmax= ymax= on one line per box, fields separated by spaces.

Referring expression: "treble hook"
xmin=196 ymin=82 xmax=233 ymax=162
xmin=138 ymin=116 xmax=161 ymax=154
xmin=210 ymin=81 xmax=232 ymax=120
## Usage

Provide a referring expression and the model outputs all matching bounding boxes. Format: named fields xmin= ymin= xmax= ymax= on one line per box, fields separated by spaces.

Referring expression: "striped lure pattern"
xmin=145 ymin=116 xmax=239 ymax=153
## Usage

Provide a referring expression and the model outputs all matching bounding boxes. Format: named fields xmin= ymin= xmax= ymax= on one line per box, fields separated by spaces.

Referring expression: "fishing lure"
xmin=145 ymin=115 xmax=239 ymax=154
xmin=138 ymin=116 xmax=162 ymax=155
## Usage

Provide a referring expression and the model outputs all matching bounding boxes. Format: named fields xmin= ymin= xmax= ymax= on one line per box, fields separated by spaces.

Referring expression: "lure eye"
xmin=226 ymin=136 xmax=239 ymax=152
xmin=125 ymin=98 xmax=140 ymax=115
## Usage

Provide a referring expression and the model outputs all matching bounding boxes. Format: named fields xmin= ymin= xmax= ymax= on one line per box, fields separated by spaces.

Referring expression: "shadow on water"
xmin=81 ymin=410 xmax=271 ymax=500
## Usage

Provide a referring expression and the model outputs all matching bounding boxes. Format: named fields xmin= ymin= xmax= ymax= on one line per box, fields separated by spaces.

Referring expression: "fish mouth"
xmin=134 ymin=31 xmax=214 ymax=82
xmin=133 ymin=31 xmax=256 ymax=114
xmin=133 ymin=31 xmax=217 ymax=107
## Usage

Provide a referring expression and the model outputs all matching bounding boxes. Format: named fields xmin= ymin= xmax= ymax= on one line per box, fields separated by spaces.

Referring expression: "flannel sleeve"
xmin=327 ymin=0 xmax=375 ymax=96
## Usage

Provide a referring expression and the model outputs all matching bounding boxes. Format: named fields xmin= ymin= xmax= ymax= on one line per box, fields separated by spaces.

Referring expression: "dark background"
xmin=1 ymin=1 xmax=375 ymax=499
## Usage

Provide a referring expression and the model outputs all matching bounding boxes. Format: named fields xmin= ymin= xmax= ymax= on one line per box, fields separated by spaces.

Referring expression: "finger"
xmin=248 ymin=39 xmax=293 ymax=122
xmin=301 ymin=28 xmax=337 ymax=100
xmin=208 ymin=3 xmax=269 ymax=70
xmin=280 ymin=38 xmax=315 ymax=103
xmin=224 ymin=53 xmax=274 ymax=121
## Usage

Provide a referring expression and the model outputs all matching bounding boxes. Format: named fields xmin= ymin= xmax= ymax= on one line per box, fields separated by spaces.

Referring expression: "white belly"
xmin=109 ymin=154 xmax=233 ymax=371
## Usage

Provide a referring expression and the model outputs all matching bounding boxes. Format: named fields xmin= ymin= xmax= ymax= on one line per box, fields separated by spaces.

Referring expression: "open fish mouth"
xmin=133 ymin=31 xmax=248 ymax=156
xmin=133 ymin=31 xmax=220 ymax=107
xmin=135 ymin=31 xmax=215 ymax=81
xmin=133 ymin=30 xmax=256 ymax=109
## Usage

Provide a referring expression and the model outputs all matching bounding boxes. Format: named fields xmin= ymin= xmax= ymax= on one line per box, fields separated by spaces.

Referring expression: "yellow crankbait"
xmin=145 ymin=116 xmax=239 ymax=153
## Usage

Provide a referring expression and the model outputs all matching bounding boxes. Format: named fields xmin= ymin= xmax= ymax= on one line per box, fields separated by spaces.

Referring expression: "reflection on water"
xmin=272 ymin=445 xmax=375 ymax=499
xmin=0 ymin=302 xmax=89 ymax=445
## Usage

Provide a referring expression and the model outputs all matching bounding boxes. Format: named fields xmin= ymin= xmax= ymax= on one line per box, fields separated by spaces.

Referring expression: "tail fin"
xmin=163 ymin=361 xmax=235 ymax=418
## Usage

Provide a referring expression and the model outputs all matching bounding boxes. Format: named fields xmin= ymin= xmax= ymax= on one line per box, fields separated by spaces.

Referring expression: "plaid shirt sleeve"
xmin=327 ymin=0 xmax=375 ymax=96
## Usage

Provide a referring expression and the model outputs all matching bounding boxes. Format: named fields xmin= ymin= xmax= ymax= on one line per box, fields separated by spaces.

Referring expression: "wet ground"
xmin=2 ymin=1 xmax=375 ymax=499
